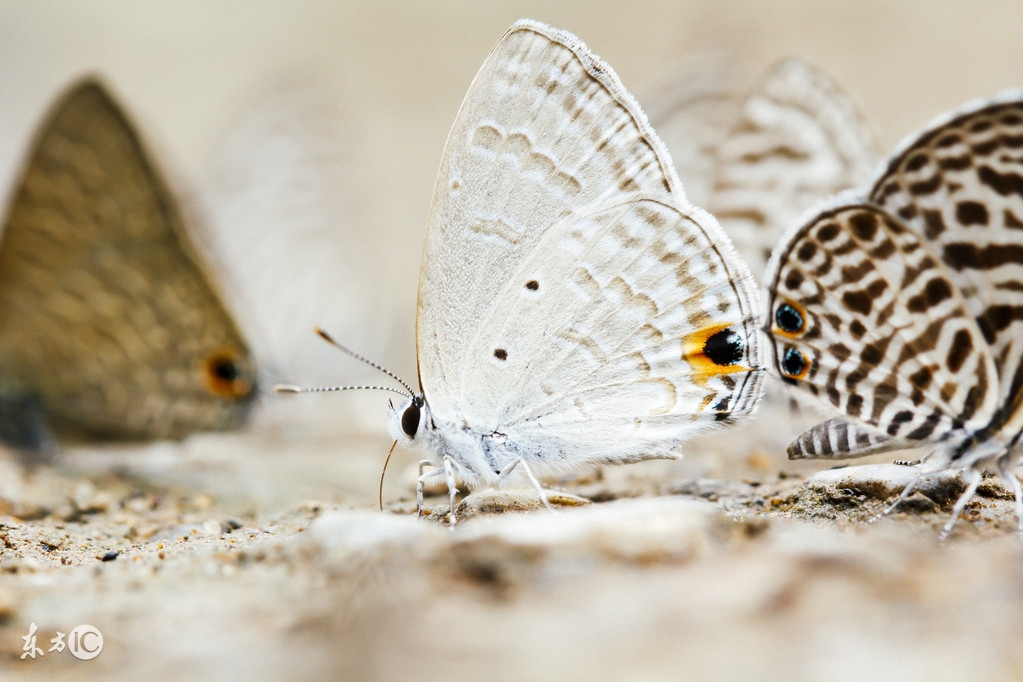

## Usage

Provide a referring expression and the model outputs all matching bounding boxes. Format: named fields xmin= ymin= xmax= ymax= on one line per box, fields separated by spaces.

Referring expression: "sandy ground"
xmin=2 ymin=2 xmax=1023 ymax=680
xmin=3 ymin=437 xmax=1023 ymax=681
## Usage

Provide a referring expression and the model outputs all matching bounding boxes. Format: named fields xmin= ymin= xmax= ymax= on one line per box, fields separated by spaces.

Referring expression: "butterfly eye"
xmin=401 ymin=396 xmax=424 ymax=437
xmin=780 ymin=346 xmax=810 ymax=380
xmin=775 ymin=302 xmax=807 ymax=336
xmin=201 ymin=348 xmax=253 ymax=400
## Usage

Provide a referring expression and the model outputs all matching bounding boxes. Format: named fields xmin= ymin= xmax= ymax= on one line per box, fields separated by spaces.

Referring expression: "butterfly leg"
xmin=870 ymin=471 xmax=926 ymax=525
xmin=416 ymin=457 xmax=463 ymax=527
xmin=996 ymin=456 xmax=1023 ymax=538
xmin=939 ymin=467 xmax=982 ymax=542
xmin=498 ymin=458 xmax=554 ymax=512
xmin=442 ymin=455 xmax=459 ymax=527
xmin=894 ymin=449 xmax=935 ymax=467
xmin=417 ymin=459 xmax=444 ymax=519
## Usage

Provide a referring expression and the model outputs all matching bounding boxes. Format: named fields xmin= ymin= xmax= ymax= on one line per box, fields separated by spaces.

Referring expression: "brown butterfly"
xmin=0 ymin=78 xmax=256 ymax=450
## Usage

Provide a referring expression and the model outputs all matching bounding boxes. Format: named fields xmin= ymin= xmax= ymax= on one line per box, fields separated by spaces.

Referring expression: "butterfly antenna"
xmin=314 ymin=327 xmax=417 ymax=396
xmin=274 ymin=384 xmax=408 ymax=397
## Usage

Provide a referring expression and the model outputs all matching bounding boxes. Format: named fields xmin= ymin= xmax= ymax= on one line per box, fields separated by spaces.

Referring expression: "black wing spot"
xmin=775 ymin=303 xmax=805 ymax=334
xmin=713 ymin=397 xmax=732 ymax=421
xmin=211 ymin=358 xmax=239 ymax=382
xmin=493 ymin=348 xmax=508 ymax=361
xmin=201 ymin=348 xmax=252 ymax=399
xmin=525 ymin=280 xmax=539 ymax=291
xmin=703 ymin=328 xmax=743 ymax=366
xmin=781 ymin=347 xmax=808 ymax=378
xmin=956 ymin=201 xmax=989 ymax=226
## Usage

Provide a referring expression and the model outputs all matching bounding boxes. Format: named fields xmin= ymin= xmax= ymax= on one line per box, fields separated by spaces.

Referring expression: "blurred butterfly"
xmin=648 ymin=57 xmax=879 ymax=281
xmin=279 ymin=20 xmax=764 ymax=523
xmin=0 ymin=78 xmax=256 ymax=452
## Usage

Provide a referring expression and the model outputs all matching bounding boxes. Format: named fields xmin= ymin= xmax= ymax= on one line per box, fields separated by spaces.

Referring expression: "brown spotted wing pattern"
xmin=768 ymin=94 xmax=1023 ymax=475
xmin=0 ymin=80 xmax=256 ymax=449
xmin=770 ymin=203 xmax=998 ymax=457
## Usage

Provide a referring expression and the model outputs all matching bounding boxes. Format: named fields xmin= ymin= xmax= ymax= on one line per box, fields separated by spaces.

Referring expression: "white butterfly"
xmin=284 ymin=20 xmax=764 ymax=522
xmin=648 ymin=56 xmax=879 ymax=282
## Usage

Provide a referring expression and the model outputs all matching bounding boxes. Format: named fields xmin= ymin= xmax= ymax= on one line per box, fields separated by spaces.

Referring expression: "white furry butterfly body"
xmin=386 ymin=20 xmax=763 ymax=494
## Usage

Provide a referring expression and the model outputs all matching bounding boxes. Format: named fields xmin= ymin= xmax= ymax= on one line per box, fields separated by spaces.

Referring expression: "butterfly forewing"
xmin=417 ymin=20 xmax=699 ymax=420
xmin=870 ymin=99 xmax=1023 ymax=413
xmin=0 ymin=80 xmax=255 ymax=444
xmin=768 ymin=204 xmax=999 ymax=450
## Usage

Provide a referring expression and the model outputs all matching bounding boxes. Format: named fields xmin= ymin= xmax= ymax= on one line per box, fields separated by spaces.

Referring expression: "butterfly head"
xmin=387 ymin=393 xmax=432 ymax=445
xmin=276 ymin=327 xmax=424 ymax=441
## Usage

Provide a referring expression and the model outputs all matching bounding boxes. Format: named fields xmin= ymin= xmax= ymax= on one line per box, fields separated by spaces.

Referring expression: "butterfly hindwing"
xmin=768 ymin=203 xmax=999 ymax=454
xmin=465 ymin=195 xmax=761 ymax=464
xmin=766 ymin=97 xmax=1023 ymax=460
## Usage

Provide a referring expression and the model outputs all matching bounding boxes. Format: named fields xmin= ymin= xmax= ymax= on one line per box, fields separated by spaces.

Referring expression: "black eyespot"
xmin=401 ymin=396 xmax=424 ymax=437
xmin=775 ymin=303 xmax=805 ymax=334
xmin=493 ymin=348 xmax=508 ymax=361
xmin=211 ymin=359 xmax=239 ymax=382
xmin=201 ymin=347 xmax=252 ymax=399
xmin=781 ymin=347 xmax=808 ymax=378
xmin=703 ymin=328 xmax=743 ymax=366
xmin=525 ymin=280 xmax=539 ymax=291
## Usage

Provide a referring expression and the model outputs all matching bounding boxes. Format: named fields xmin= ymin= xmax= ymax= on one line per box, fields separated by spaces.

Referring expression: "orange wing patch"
xmin=681 ymin=322 xmax=751 ymax=387
xmin=200 ymin=347 xmax=253 ymax=400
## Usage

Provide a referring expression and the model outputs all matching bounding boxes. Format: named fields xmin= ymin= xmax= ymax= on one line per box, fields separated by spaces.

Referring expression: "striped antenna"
xmin=273 ymin=328 xmax=416 ymax=398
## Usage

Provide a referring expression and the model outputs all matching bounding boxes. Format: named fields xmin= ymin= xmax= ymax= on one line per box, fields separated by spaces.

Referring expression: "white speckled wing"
xmin=465 ymin=195 xmax=762 ymax=466
xmin=417 ymin=19 xmax=691 ymax=419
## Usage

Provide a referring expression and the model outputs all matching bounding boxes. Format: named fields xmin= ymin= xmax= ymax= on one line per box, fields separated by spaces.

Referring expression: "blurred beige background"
xmin=1 ymin=0 xmax=1019 ymax=390
xmin=0 ymin=0 xmax=1020 ymax=506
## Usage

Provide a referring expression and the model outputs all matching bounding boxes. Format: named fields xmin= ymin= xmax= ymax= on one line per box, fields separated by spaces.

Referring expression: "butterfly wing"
xmin=766 ymin=202 xmax=1000 ymax=456
xmin=652 ymin=58 xmax=878 ymax=281
xmin=644 ymin=54 xmax=744 ymax=209
xmin=869 ymin=97 xmax=1023 ymax=419
xmin=708 ymin=59 xmax=879 ymax=279
xmin=0 ymin=80 xmax=255 ymax=446
xmin=417 ymin=20 xmax=696 ymax=420
xmin=464 ymin=195 xmax=762 ymax=467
